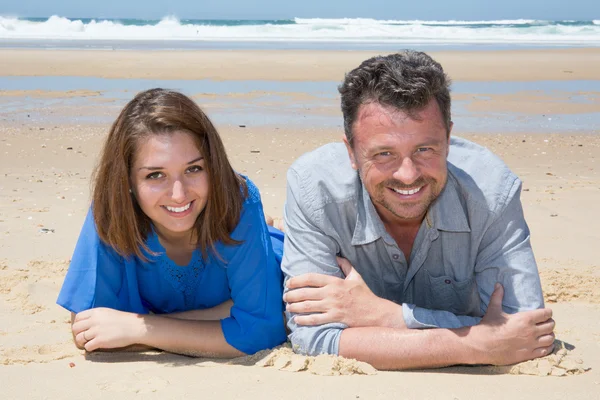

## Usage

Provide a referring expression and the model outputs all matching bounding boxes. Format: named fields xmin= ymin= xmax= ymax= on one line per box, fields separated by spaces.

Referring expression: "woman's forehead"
xmin=133 ymin=131 xmax=203 ymax=166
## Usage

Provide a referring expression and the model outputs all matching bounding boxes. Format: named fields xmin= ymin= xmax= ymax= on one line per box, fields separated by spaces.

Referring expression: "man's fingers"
xmin=535 ymin=318 xmax=556 ymax=335
xmin=537 ymin=333 xmax=556 ymax=348
xmin=294 ymin=312 xmax=335 ymax=327
xmin=286 ymin=300 xmax=329 ymax=314
xmin=284 ymin=287 xmax=325 ymax=304
xmin=529 ymin=308 xmax=553 ymax=324
xmin=487 ymin=283 xmax=504 ymax=312
xmin=532 ymin=342 xmax=555 ymax=359
xmin=286 ymin=273 xmax=341 ymax=290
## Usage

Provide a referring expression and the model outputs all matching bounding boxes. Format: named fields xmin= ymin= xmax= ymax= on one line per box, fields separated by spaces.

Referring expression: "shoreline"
xmin=1 ymin=48 xmax=600 ymax=81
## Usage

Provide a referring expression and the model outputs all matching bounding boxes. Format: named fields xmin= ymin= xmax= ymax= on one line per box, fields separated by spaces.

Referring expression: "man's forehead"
xmin=355 ymin=102 xmax=410 ymax=124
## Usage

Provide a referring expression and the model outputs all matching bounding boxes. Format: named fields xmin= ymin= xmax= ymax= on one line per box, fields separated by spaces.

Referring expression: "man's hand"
xmin=71 ymin=308 xmax=146 ymax=352
xmin=284 ymin=257 xmax=405 ymax=329
xmin=469 ymin=283 xmax=555 ymax=365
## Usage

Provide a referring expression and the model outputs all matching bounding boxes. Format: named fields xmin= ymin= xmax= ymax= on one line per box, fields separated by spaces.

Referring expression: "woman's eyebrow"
xmin=138 ymin=156 xmax=204 ymax=171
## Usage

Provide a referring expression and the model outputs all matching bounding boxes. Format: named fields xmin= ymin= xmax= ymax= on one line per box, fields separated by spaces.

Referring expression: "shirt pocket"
xmin=424 ymin=269 xmax=477 ymax=315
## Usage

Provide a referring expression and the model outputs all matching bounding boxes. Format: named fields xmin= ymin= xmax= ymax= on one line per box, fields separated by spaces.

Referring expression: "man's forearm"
xmin=338 ymin=326 xmax=477 ymax=370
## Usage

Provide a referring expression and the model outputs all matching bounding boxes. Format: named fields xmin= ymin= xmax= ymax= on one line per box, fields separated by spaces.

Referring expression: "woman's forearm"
xmin=137 ymin=314 xmax=244 ymax=358
xmin=164 ymin=299 xmax=233 ymax=321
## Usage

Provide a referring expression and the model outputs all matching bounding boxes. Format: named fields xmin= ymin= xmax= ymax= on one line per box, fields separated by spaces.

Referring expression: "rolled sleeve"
xmin=403 ymin=304 xmax=480 ymax=329
xmin=281 ymin=168 xmax=345 ymax=355
xmin=475 ymin=178 xmax=544 ymax=315
xmin=220 ymin=199 xmax=287 ymax=355
xmin=57 ymin=208 xmax=146 ymax=315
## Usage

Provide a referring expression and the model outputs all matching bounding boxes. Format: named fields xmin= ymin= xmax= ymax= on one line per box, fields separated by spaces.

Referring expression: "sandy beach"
xmin=1 ymin=48 xmax=599 ymax=399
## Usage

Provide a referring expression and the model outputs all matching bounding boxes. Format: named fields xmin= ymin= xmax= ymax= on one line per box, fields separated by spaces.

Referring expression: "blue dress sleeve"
xmin=56 ymin=208 xmax=147 ymax=314
xmin=219 ymin=183 xmax=287 ymax=354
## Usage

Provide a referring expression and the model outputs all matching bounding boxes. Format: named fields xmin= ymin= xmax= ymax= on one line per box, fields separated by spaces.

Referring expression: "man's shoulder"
xmin=448 ymin=137 xmax=521 ymax=213
xmin=288 ymin=142 xmax=360 ymax=208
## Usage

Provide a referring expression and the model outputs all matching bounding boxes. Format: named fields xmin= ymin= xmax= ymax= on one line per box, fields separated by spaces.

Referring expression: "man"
xmin=281 ymin=51 xmax=555 ymax=370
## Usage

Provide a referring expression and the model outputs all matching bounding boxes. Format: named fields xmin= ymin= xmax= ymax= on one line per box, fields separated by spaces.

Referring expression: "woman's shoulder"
xmin=240 ymin=175 xmax=262 ymax=207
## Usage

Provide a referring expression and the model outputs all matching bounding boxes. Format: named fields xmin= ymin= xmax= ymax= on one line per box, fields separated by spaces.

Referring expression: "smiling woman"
xmin=56 ymin=88 xmax=287 ymax=358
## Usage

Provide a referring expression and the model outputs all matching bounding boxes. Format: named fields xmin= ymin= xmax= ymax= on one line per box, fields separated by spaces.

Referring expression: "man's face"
xmin=345 ymin=99 xmax=451 ymax=225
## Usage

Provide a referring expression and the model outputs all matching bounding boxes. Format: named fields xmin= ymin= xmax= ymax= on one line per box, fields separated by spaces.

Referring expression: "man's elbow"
xmin=289 ymin=327 xmax=343 ymax=357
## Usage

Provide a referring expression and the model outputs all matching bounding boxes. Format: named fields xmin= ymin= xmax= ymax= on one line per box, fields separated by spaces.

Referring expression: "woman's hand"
xmin=71 ymin=308 xmax=146 ymax=352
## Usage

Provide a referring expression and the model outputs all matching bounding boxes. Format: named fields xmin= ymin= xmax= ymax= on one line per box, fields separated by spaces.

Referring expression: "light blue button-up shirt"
xmin=281 ymin=137 xmax=544 ymax=356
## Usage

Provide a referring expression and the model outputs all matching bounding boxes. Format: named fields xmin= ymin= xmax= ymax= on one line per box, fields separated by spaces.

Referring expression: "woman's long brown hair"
xmin=92 ymin=88 xmax=246 ymax=260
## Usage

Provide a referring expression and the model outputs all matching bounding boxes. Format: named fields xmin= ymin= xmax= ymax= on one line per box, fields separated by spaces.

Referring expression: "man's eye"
xmin=186 ymin=165 xmax=203 ymax=173
xmin=376 ymin=151 xmax=392 ymax=157
xmin=416 ymin=147 xmax=432 ymax=153
xmin=146 ymin=172 xmax=163 ymax=180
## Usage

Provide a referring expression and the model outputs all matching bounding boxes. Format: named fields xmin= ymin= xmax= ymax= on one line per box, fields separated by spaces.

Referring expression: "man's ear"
xmin=446 ymin=121 xmax=453 ymax=156
xmin=343 ymin=136 xmax=358 ymax=170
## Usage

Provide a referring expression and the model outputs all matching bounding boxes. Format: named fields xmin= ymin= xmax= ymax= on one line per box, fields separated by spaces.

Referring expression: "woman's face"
xmin=130 ymin=131 xmax=209 ymax=241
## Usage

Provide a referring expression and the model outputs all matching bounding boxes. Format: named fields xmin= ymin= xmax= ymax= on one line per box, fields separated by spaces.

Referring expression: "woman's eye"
xmin=146 ymin=172 xmax=164 ymax=180
xmin=186 ymin=165 xmax=203 ymax=173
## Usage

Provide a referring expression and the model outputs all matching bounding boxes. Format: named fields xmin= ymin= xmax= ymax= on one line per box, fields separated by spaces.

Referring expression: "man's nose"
xmin=392 ymin=157 xmax=420 ymax=185
xmin=171 ymin=179 xmax=187 ymax=202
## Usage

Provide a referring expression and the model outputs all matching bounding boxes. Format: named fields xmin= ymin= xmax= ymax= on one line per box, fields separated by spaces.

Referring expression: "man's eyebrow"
xmin=138 ymin=156 xmax=204 ymax=171
xmin=416 ymin=138 xmax=444 ymax=147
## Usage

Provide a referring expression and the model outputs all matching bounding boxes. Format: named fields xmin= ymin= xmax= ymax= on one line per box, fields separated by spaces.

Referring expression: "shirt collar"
xmin=351 ymin=182 xmax=388 ymax=246
xmin=351 ymin=168 xmax=470 ymax=245
xmin=428 ymin=172 xmax=471 ymax=233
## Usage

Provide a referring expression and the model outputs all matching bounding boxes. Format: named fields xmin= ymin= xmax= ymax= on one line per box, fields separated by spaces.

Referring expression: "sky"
xmin=0 ymin=0 xmax=598 ymax=21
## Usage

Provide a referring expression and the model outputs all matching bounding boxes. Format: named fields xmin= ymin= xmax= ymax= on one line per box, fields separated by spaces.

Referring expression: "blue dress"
xmin=57 ymin=178 xmax=287 ymax=354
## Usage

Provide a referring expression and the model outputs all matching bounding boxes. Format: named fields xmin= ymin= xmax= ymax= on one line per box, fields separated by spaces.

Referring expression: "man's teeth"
xmin=165 ymin=203 xmax=191 ymax=213
xmin=393 ymin=186 xmax=422 ymax=195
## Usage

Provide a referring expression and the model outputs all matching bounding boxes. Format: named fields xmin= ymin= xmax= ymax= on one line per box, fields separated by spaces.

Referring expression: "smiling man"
xmin=281 ymin=51 xmax=555 ymax=370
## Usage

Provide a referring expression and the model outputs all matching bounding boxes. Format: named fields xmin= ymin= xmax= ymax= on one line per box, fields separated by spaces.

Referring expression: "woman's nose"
xmin=171 ymin=180 xmax=187 ymax=202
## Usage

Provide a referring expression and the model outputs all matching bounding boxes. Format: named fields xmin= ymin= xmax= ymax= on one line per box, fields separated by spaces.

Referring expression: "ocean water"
xmin=0 ymin=15 xmax=599 ymax=49
xmin=2 ymin=76 xmax=599 ymax=133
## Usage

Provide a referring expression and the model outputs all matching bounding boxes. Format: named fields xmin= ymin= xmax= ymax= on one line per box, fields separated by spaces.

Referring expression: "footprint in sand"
xmin=97 ymin=373 xmax=170 ymax=394
xmin=0 ymin=342 xmax=80 ymax=365
xmin=0 ymin=259 xmax=69 ymax=314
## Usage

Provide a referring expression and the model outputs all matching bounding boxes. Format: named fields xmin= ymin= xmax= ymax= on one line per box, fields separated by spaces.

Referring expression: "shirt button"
xmin=392 ymin=254 xmax=400 ymax=260
xmin=444 ymin=279 xmax=452 ymax=284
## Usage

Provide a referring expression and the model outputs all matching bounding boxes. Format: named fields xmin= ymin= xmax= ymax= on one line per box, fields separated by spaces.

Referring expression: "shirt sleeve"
xmin=404 ymin=178 xmax=543 ymax=329
xmin=280 ymin=168 xmax=346 ymax=356
xmin=474 ymin=178 xmax=544 ymax=313
xmin=56 ymin=208 xmax=147 ymax=314
xmin=219 ymin=196 xmax=288 ymax=355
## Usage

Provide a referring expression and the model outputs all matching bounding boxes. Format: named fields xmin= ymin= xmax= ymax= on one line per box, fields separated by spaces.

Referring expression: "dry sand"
xmin=1 ymin=48 xmax=599 ymax=399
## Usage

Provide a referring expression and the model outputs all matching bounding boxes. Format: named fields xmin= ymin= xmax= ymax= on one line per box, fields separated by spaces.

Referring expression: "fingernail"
xmin=495 ymin=283 xmax=501 ymax=289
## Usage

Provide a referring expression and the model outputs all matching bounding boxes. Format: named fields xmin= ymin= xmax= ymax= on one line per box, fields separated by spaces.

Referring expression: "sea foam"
xmin=1 ymin=15 xmax=599 ymax=44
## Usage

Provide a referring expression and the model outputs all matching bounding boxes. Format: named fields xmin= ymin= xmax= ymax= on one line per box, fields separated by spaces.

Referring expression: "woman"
xmin=57 ymin=88 xmax=286 ymax=357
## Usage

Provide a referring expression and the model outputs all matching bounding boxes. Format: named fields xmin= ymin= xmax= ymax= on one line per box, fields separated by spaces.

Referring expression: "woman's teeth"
xmin=165 ymin=202 xmax=191 ymax=213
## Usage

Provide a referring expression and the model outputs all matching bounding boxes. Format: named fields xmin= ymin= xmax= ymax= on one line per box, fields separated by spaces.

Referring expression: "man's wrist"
xmin=373 ymin=299 xmax=406 ymax=329
xmin=453 ymin=325 xmax=487 ymax=365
